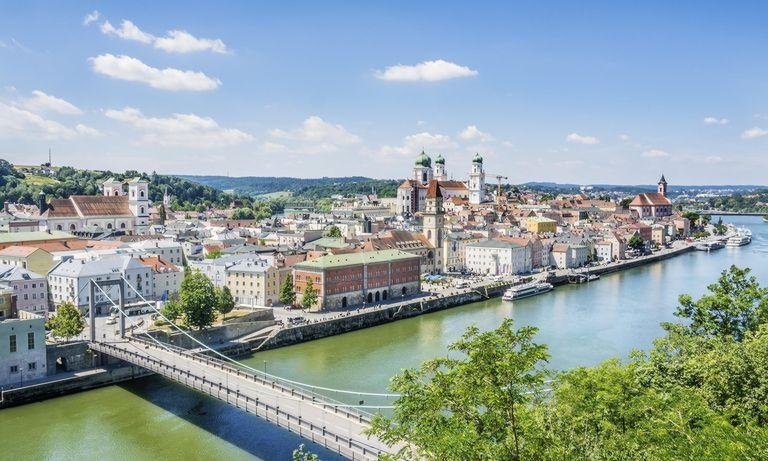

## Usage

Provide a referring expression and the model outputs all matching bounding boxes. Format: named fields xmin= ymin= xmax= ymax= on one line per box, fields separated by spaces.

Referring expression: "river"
xmin=2 ymin=215 xmax=766 ymax=460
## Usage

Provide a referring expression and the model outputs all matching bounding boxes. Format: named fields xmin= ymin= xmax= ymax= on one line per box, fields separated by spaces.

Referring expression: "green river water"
xmin=2 ymin=215 xmax=766 ymax=461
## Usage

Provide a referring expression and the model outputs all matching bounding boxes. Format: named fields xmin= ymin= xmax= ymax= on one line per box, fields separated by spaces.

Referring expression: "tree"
xmin=325 ymin=224 xmax=342 ymax=238
xmin=46 ymin=302 xmax=85 ymax=342
xmin=279 ymin=274 xmax=296 ymax=306
xmin=217 ymin=286 xmax=235 ymax=320
xmin=158 ymin=204 xmax=167 ymax=225
xmin=368 ymin=319 xmax=550 ymax=460
xmin=179 ymin=271 xmax=218 ymax=330
xmin=671 ymin=265 xmax=768 ymax=341
xmin=231 ymin=207 xmax=255 ymax=220
xmin=619 ymin=197 xmax=633 ymax=209
xmin=713 ymin=217 xmax=727 ymax=235
xmin=292 ymin=444 xmax=319 ymax=461
xmin=160 ymin=297 xmax=183 ymax=323
xmin=205 ymin=248 xmax=222 ymax=259
xmin=627 ymin=234 xmax=645 ymax=251
xmin=300 ymin=278 xmax=318 ymax=310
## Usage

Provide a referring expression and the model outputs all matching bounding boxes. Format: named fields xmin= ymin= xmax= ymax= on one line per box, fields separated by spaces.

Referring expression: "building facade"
xmin=465 ymin=240 xmax=532 ymax=275
xmin=293 ymin=249 xmax=421 ymax=311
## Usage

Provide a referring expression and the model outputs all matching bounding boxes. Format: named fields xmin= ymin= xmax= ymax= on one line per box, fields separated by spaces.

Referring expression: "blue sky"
xmin=1 ymin=1 xmax=767 ymax=184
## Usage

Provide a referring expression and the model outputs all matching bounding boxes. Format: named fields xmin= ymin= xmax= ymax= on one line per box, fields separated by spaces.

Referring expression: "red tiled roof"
xmin=629 ymin=192 xmax=671 ymax=207
xmin=0 ymin=245 xmax=44 ymax=257
xmin=426 ymin=179 xmax=442 ymax=199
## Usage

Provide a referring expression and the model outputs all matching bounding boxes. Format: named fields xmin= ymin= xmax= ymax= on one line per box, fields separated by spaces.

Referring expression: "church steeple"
xmin=657 ymin=174 xmax=668 ymax=197
xmin=423 ymin=180 xmax=444 ymax=269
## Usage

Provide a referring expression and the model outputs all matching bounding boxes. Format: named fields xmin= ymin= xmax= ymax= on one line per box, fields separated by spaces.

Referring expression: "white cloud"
xmin=267 ymin=116 xmax=361 ymax=154
xmin=618 ymin=133 xmax=630 ymax=142
xmin=642 ymin=149 xmax=670 ymax=158
xmin=0 ymin=102 xmax=84 ymax=140
xmin=379 ymin=132 xmax=457 ymax=158
xmin=741 ymin=126 xmax=767 ymax=139
xmin=375 ymin=59 xmax=478 ymax=82
xmin=458 ymin=125 xmax=494 ymax=142
xmin=100 ymin=20 xmax=154 ymax=44
xmin=22 ymin=90 xmax=82 ymax=115
xmin=155 ymin=30 xmax=228 ymax=54
xmin=104 ymin=107 xmax=252 ymax=148
xmin=89 ymin=54 xmax=221 ymax=91
xmin=98 ymin=18 xmax=228 ymax=54
xmin=566 ymin=132 xmax=600 ymax=145
xmin=703 ymin=116 xmax=729 ymax=125
xmin=74 ymin=124 xmax=103 ymax=137
xmin=83 ymin=10 xmax=100 ymax=26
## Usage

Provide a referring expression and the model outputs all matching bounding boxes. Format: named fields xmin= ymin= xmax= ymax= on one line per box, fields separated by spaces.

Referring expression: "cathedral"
xmin=396 ymin=151 xmax=486 ymax=215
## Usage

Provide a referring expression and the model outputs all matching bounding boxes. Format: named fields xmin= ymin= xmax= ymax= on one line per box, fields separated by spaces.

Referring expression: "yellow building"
xmin=0 ymin=246 xmax=54 ymax=275
xmin=225 ymin=260 xmax=280 ymax=307
xmin=526 ymin=216 xmax=557 ymax=234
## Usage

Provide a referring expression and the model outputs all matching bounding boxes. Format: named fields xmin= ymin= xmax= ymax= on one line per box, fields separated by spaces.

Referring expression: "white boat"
xmin=695 ymin=241 xmax=725 ymax=251
xmin=502 ymin=282 xmax=554 ymax=301
xmin=726 ymin=231 xmax=752 ymax=247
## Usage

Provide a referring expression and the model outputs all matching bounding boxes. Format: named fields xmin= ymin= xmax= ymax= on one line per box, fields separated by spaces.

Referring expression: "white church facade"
xmin=397 ymin=151 xmax=486 ymax=215
xmin=41 ymin=178 xmax=151 ymax=234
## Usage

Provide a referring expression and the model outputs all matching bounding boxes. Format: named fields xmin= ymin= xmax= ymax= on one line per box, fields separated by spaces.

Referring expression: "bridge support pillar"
xmin=89 ymin=281 xmax=96 ymax=342
xmin=119 ymin=280 xmax=126 ymax=338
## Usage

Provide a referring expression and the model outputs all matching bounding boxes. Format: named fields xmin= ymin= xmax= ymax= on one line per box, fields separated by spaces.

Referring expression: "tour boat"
xmin=726 ymin=230 xmax=752 ymax=247
xmin=502 ymin=282 xmax=554 ymax=301
xmin=695 ymin=241 xmax=725 ymax=251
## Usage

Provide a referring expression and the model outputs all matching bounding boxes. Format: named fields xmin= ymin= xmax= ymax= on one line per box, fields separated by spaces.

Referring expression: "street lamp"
xmin=263 ymin=360 xmax=267 ymax=375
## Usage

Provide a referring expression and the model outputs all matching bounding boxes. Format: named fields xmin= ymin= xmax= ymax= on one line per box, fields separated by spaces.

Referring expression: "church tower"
xmin=102 ymin=178 xmax=123 ymax=197
xmin=423 ymin=179 xmax=444 ymax=272
xmin=413 ymin=151 xmax=433 ymax=186
xmin=469 ymin=153 xmax=485 ymax=205
xmin=128 ymin=178 xmax=150 ymax=233
xmin=434 ymin=154 xmax=447 ymax=181
xmin=657 ymin=174 xmax=668 ymax=197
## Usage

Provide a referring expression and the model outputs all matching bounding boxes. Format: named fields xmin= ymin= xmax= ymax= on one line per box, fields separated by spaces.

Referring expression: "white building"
xmin=42 ymin=178 xmax=151 ymax=234
xmin=0 ymin=265 xmax=48 ymax=316
xmin=189 ymin=254 xmax=274 ymax=288
xmin=397 ymin=152 xmax=470 ymax=215
xmin=130 ymin=239 xmax=184 ymax=265
xmin=465 ymin=240 xmax=532 ymax=275
xmin=47 ymin=255 xmax=154 ymax=311
xmin=0 ymin=306 xmax=47 ymax=386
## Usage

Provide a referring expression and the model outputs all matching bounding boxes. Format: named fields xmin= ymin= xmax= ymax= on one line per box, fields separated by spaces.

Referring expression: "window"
xmin=9 ymin=334 xmax=17 ymax=353
xmin=28 ymin=362 xmax=36 ymax=371
xmin=28 ymin=332 xmax=35 ymax=350
xmin=10 ymin=365 xmax=18 ymax=374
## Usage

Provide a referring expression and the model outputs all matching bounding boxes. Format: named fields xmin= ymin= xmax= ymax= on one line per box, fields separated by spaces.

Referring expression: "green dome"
xmin=435 ymin=154 xmax=445 ymax=165
xmin=472 ymin=153 xmax=483 ymax=163
xmin=414 ymin=150 xmax=432 ymax=168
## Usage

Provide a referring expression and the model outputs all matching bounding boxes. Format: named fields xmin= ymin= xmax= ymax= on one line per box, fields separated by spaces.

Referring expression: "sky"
xmin=1 ymin=1 xmax=767 ymax=185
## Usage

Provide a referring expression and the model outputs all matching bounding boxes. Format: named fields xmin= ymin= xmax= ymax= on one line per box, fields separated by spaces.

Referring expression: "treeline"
xmin=0 ymin=159 xmax=235 ymax=211
xmin=294 ymin=179 xmax=399 ymax=199
xmin=179 ymin=175 xmax=395 ymax=197
xmin=370 ymin=266 xmax=768 ymax=460
xmin=707 ymin=190 xmax=768 ymax=214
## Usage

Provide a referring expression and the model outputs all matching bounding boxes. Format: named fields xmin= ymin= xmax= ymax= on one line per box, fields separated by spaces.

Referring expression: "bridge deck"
xmin=91 ymin=339 xmax=391 ymax=461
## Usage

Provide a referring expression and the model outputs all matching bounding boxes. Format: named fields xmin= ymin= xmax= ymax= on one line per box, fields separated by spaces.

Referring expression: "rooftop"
xmin=294 ymin=249 xmax=419 ymax=270
xmin=0 ymin=230 xmax=74 ymax=244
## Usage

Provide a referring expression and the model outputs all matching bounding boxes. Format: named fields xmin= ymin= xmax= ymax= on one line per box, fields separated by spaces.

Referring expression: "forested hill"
xmin=0 ymin=159 xmax=234 ymax=211
xmin=180 ymin=175 xmax=399 ymax=198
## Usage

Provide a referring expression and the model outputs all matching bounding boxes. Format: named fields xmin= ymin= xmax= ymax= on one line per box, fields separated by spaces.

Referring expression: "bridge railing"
xmin=91 ymin=341 xmax=383 ymax=460
xmin=123 ymin=335 xmax=378 ymax=423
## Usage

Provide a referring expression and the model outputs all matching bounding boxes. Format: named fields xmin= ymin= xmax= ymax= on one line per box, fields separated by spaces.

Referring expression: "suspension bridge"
xmin=82 ymin=277 xmax=399 ymax=461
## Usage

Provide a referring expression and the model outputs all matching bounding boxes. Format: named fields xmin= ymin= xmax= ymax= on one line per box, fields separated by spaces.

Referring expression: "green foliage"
xmin=713 ymin=217 xmax=728 ymax=235
xmin=368 ymin=319 xmax=550 ymax=460
xmin=692 ymin=230 xmax=711 ymax=239
xmin=205 ymin=249 xmax=222 ymax=259
xmin=0 ymin=160 xmax=238 ymax=211
xmin=279 ymin=274 xmax=296 ymax=306
xmin=158 ymin=204 xmax=167 ymax=224
xmin=46 ymin=302 xmax=84 ymax=342
xmin=619 ymin=197 xmax=633 ymax=209
xmin=292 ymin=444 xmax=320 ymax=461
xmin=231 ymin=207 xmax=255 ymax=220
xmin=627 ymin=234 xmax=644 ymax=250
xmin=300 ymin=278 xmax=318 ymax=310
xmin=179 ymin=271 xmax=218 ymax=330
xmin=707 ymin=190 xmax=768 ymax=214
xmin=671 ymin=265 xmax=768 ymax=341
xmin=324 ymin=225 xmax=342 ymax=238
xmin=160 ymin=298 xmax=183 ymax=323
xmin=216 ymin=286 xmax=235 ymax=319
xmin=372 ymin=267 xmax=768 ymax=459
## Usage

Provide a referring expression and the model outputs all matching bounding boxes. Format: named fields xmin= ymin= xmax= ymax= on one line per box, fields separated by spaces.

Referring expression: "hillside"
xmin=0 ymin=159 xmax=236 ymax=211
xmin=180 ymin=175 xmax=400 ymax=198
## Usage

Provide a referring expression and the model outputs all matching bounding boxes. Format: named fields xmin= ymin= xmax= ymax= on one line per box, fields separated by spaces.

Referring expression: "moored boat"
xmin=726 ymin=230 xmax=752 ymax=247
xmin=502 ymin=282 xmax=554 ymax=301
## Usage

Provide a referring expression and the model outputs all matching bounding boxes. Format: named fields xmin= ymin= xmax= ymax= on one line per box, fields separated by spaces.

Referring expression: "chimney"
xmin=3 ymin=201 xmax=8 ymax=213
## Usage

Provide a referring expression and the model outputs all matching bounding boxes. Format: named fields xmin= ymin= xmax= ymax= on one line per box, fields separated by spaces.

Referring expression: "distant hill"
xmin=180 ymin=175 xmax=400 ymax=198
xmin=0 ymin=159 xmax=235 ymax=211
